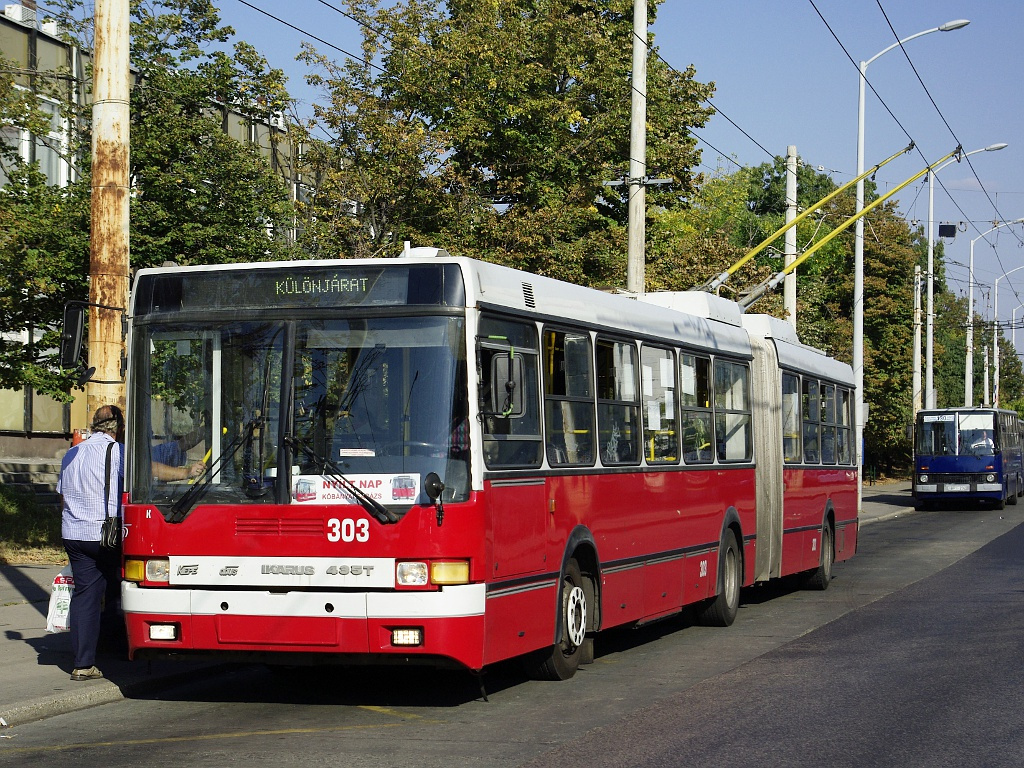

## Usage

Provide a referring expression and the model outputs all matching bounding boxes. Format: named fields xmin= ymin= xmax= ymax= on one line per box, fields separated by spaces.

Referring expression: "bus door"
xmin=479 ymin=317 xmax=546 ymax=578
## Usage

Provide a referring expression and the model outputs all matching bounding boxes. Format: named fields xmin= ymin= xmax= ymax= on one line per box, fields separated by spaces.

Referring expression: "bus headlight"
xmin=396 ymin=560 xmax=470 ymax=586
xmin=396 ymin=561 xmax=428 ymax=586
xmin=919 ymin=474 xmax=929 ymax=483
xmin=986 ymin=473 xmax=997 ymax=483
xmin=126 ymin=558 xmax=171 ymax=583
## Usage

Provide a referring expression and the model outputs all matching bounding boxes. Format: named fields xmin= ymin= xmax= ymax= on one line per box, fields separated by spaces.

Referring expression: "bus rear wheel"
xmin=532 ymin=558 xmax=588 ymax=680
xmin=803 ymin=523 xmax=833 ymax=591
xmin=698 ymin=529 xmax=741 ymax=627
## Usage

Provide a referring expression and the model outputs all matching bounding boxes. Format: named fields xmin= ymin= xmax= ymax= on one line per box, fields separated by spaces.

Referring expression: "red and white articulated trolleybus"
xmin=115 ymin=249 xmax=857 ymax=679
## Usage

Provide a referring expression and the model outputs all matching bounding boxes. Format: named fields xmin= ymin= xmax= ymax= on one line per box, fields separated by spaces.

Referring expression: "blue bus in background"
xmin=913 ymin=408 xmax=1023 ymax=510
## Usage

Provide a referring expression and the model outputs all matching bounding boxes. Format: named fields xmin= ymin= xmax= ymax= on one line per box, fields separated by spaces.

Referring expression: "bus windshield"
xmin=916 ymin=411 xmax=997 ymax=457
xmin=129 ymin=315 xmax=469 ymax=513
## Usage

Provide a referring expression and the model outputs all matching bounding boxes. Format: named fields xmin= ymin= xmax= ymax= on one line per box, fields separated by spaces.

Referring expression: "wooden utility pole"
xmin=87 ymin=0 xmax=130 ymax=417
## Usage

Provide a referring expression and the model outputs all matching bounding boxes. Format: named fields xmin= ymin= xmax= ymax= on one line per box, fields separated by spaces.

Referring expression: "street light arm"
xmin=862 ymin=19 xmax=970 ymax=67
xmin=932 ymin=142 xmax=1008 ymax=178
xmin=971 ymin=218 xmax=1024 ymax=247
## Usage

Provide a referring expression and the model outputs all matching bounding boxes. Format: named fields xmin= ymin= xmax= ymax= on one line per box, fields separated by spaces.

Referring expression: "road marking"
xmin=0 ymin=717 xmax=440 ymax=755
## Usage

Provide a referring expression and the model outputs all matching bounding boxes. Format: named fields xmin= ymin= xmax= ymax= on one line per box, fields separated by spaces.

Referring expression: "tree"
xmin=727 ymin=156 xmax=926 ymax=473
xmin=0 ymin=166 xmax=90 ymax=398
xmin=293 ymin=0 xmax=713 ymax=286
xmin=0 ymin=1 xmax=301 ymax=400
xmin=931 ymin=292 xmax=968 ymax=408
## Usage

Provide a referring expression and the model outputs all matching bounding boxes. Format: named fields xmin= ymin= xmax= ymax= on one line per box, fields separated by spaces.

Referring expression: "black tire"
xmin=533 ymin=559 xmax=588 ymax=680
xmin=697 ymin=529 xmax=741 ymax=627
xmin=1008 ymin=478 xmax=1019 ymax=505
xmin=580 ymin=636 xmax=595 ymax=665
xmin=803 ymin=523 xmax=834 ymax=591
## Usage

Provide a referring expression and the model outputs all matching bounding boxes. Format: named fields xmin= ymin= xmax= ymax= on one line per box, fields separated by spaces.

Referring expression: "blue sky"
xmin=218 ymin=0 xmax=1024 ymax=349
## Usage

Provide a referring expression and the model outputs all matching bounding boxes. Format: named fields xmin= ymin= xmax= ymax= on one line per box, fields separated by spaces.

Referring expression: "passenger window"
xmin=680 ymin=353 xmax=713 ymax=464
xmin=713 ymin=360 xmax=752 ymax=462
xmin=640 ymin=345 xmax=678 ymax=464
xmin=821 ymin=384 xmax=837 ymax=465
xmin=837 ymin=388 xmax=852 ymax=464
xmin=478 ymin=317 xmax=542 ymax=468
xmin=782 ymin=372 xmax=801 ymax=464
xmin=543 ymin=329 xmax=595 ymax=466
xmin=596 ymin=338 xmax=640 ymax=465
xmin=803 ymin=379 xmax=820 ymax=464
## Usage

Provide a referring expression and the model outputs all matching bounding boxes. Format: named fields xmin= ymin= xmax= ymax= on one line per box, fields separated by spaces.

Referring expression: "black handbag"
xmin=100 ymin=442 xmax=121 ymax=549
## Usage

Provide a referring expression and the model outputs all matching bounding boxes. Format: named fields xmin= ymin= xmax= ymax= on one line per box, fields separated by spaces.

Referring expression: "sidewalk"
xmin=0 ymin=481 xmax=916 ymax=728
xmin=0 ymin=563 xmax=224 ymax=728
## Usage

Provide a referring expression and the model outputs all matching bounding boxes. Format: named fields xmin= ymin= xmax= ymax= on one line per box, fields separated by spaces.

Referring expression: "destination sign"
xmin=134 ymin=263 xmax=466 ymax=314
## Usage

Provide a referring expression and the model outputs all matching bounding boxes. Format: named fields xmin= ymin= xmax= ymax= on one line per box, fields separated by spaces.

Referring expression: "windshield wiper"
xmin=167 ymin=417 xmax=261 ymax=523
xmin=285 ymin=435 xmax=399 ymax=525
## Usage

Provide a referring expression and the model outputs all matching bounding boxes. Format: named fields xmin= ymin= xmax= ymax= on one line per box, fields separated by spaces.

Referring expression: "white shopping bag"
xmin=45 ymin=565 xmax=74 ymax=633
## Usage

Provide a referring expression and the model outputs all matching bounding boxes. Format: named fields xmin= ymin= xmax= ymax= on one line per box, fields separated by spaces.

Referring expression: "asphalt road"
xmin=2 ymin=500 xmax=1022 ymax=767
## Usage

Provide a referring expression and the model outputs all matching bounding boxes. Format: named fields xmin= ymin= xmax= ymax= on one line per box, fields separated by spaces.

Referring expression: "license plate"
xmin=944 ymin=483 xmax=970 ymax=492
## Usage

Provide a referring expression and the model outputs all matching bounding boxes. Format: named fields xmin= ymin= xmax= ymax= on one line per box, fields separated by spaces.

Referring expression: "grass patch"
xmin=0 ymin=485 xmax=66 ymax=565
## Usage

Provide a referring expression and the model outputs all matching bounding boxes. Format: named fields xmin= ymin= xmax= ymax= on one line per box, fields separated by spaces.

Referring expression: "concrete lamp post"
xmin=854 ymin=17 xmax=969 ymax=497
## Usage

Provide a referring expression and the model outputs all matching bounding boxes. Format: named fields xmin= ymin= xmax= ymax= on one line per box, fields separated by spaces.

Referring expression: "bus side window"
xmin=680 ymin=353 xmax=713 ymax=464
xmin=641 ymin=345 xmax=678 ymax=464
xmin=821 ymin=384 xmax=837 ymax=464
xmin=543 ymin=329 xmax=595 ymax=467
xmin=478 ymin=317 xmax=543 ymax=468
xmin=713 ymin=359 xmax=752 ymax=463
xmin=803 ymin=378 xmax=820 ymax=464
xmin=838 ymin=388 xmax=852 ymax=464
xmin=782 ymin=372 xmax=801 ymax=463
xmin=596 ymin=337 xmax=640 ymax=465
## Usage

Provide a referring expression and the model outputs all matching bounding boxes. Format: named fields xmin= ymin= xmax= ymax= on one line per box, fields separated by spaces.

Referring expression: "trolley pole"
xmin=87 ymin=0 xmax=131 ymax=416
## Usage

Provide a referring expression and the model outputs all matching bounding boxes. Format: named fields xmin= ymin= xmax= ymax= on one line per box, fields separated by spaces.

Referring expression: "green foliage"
xmin=293 ymin=0 xmax=713 ymax=285
xmin=931 ymin=292 xmax=967 ymax=408
xmin=0 ymin=167 xmax=90 ymax=398
xmin=730 ymin=156 xmax=929 ymax=472
xmin=997 ymin=333 xmax=1024 ymax=405
xmin=0 ymin=0 xmax=301 ymax=401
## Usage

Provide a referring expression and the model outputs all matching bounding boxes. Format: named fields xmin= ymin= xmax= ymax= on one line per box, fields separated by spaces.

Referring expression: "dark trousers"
xmin=63 ymin=539 xmax=122 ymax=669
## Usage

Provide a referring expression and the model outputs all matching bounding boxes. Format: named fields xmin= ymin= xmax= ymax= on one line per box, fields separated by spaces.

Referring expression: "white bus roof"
xmin=132 ymin=252 xmax=757 ymax=358
xmin=462 ymin=259 xmax=751 ymax=358
xmin=741 ymin=314 xmax=854 ymax=386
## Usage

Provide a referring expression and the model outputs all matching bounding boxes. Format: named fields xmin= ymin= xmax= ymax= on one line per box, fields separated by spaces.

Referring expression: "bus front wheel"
xmin=532 ymin=558 xmax=588 ymax=681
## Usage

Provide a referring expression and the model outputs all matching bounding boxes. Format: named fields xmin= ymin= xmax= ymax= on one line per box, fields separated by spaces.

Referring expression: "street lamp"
xmin=854 ymin=18 xmax=969 ymax=497
xmin=992 ymin=266 xmax=1024 ymax=407
xmin=927 ymin=142 xmax=1007 ymax=408
xmin=967 ymin=219 xmax=1024 ymax=406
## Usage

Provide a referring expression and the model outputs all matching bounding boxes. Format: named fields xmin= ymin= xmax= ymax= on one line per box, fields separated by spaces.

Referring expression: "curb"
xmin=859 ymin=507 xmax=920 ymax=527
xmin=0 ymin=663 xmax=230 ymax=727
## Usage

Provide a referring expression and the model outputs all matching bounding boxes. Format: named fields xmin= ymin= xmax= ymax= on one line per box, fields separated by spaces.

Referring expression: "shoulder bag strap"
xmin=104 ymin=441 xmax=115 ymax=520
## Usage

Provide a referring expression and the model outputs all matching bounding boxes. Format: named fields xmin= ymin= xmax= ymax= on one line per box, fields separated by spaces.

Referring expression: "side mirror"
xmin=491 ymin=353 xmax=524 ymax=417
xmin=424 ymin=472 xmax=445 ymax=502
xmin=60 ymin=303 xmax=85 ymax=369
xmin=424 ymin=472 xmax=445 ymax=527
